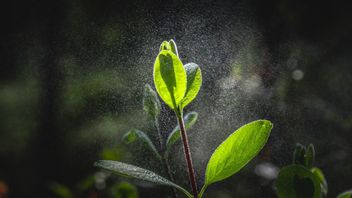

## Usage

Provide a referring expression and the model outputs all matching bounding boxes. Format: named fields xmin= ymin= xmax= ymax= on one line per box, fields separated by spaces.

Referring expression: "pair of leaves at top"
xmin=276 ymin=144 xmax=328 ymax=198
xmin=154 ymin=39 xmax=202 ymax=113
xmin=95 ymin=120 xmax=273 ymax=198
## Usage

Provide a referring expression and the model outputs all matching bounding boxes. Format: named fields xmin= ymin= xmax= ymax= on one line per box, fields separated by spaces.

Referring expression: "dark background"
xmin=1 ymin=0 xmax=352 ymax=197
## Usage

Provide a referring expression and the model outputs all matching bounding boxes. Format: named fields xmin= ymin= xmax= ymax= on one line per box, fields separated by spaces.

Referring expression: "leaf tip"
xmin=262 ymin=119 xmax=273 ymax=129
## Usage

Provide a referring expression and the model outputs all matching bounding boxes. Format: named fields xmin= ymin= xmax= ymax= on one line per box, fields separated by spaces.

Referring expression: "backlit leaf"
xmin=159 ymin=41 xmax=171 ymax=51
xmin=204 ymin=120 xmax=273 ymax=186
xmin=181 ymin=63 xmax=202 ymax=109
xmin=153 ymin=50 xmax=187 ymax=111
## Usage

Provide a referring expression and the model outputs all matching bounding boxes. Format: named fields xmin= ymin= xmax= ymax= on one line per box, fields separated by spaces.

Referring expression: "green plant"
xmin=94 ymin=40 xmax=273 ymax=198
xmin=275 ymin=143 xmax=351 ymax=198
xmin=122 ymin=84 xmax=198 ymax=198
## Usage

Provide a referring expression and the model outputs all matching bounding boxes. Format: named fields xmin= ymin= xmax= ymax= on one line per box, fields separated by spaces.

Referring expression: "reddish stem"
xmin=177 ymin=113 xmax=198 ymax=198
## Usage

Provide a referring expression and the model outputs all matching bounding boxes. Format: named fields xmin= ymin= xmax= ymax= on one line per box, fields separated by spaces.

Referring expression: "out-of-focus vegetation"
xmin=275 ymin=144 xmax=351 ymax=198
xmin=1 ymin=0 xmax=352 ymax=197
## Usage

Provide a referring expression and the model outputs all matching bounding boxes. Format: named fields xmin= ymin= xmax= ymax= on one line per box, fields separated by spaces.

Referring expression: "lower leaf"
xmin=94 ymin=160 xmax=192 ymax=198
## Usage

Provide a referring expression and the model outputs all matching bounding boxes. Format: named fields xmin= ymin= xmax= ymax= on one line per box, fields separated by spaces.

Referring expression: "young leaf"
xmin=94 ymin=160 xmax=192 ymax=198
xmin=337 ymin=190 xmax=352 ymax=198
xmin=159 ymin=41 xmax=171 ymax=51
xmin=204 ymin=120 xmax=273 ymax=186
xmin=153 ymin=50 xmax=187 ymax=111
xmin=169 ymin=39 xmax=179 ymax=57
xmin=304 ymin=144 xmax=315 ymax=169
xmin=293 ymin=143 xmax=306 ymax=165
xmin=166 ymin=111 xmax=198 ymax=151
xmin=275 ymin=165 xmax=322 ymax=198
xmin=122 ymin=129 xmax=161 ymax=160
xmin=311 ymin=167 xmax=328 ymax=196
xmin=143 ymin=84 xmax=161 ymax=118
xmin=181 ymin=63 xmax=202 ymax=109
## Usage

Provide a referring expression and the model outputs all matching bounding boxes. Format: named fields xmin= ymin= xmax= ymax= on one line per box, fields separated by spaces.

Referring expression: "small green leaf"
xmin=153 ymin=50 xmax=187 ymax=111
xmin=305 ymin=144 xmax=315 ymax=169
xmin=311 ymin=167 xmax=328 ymax=196
xmin=276 ymin=165 xmax=322 ymax=198
xmin=293 ymin=143 xmax=306 ymax=165
xmin=94 ymin=160 xmax=192 ymax=198
xmin=111 ymin=182 xmax=138 ymax=198
xmin=337 ymin=190 xmax=352 ymax=198
xmin=159 ymin=41 xmax=171 ymax=51
xmin=122 ymin=129 xmax=161 ymax=160
xmin=166 ymin=111 xmax=198 ymax=151
xmin=169 ymin=39 xmax=179 ymax=57
xmin=204 ymin=120 xmax=273 ymax=186
xmin=181 ymin=63 xmax=202 ymax=109
xmin=143 ymin=84 xmax=161 ymax=118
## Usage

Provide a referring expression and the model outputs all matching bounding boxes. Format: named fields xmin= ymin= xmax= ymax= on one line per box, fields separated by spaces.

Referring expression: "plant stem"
xmin=162 ymin=157 xmax=178 ymax=198
xmin=154 ymin=117 xmax=178 ymax=198
xmin=177 ymin=112 xmax=198 ymax=198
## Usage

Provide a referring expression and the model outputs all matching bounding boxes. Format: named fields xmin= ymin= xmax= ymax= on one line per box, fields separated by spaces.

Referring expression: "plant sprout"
xmin=275 ymin=143 xmax=352 ymax=198
xmin=95 ymin=40 xmax=273 ymax=198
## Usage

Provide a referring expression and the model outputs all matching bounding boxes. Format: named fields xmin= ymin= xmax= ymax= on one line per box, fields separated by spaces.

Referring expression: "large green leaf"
xmin=153 ymin=50 xmax=187 ymax=111
xmin=276 ymin=165 xmax=322 ymax=198
xmin=143 ymin=84 xmax=161 ymax=118
xmin=311 ymin=167 xmax=328 ymax=196
xmin=94 ymin=160 xmax=192 ymax=198
xmin=122 ymin=129 xmax=161 ymax=160
xmin=337 ymin=190 xmax=352 ymax=198
xmin=181 ymin=63 xmax=202 ymax=109
xmin=204 ymin=120 xmax=273 ymax=187
xmin=166 ymin=111 xmax=198 ymax=151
